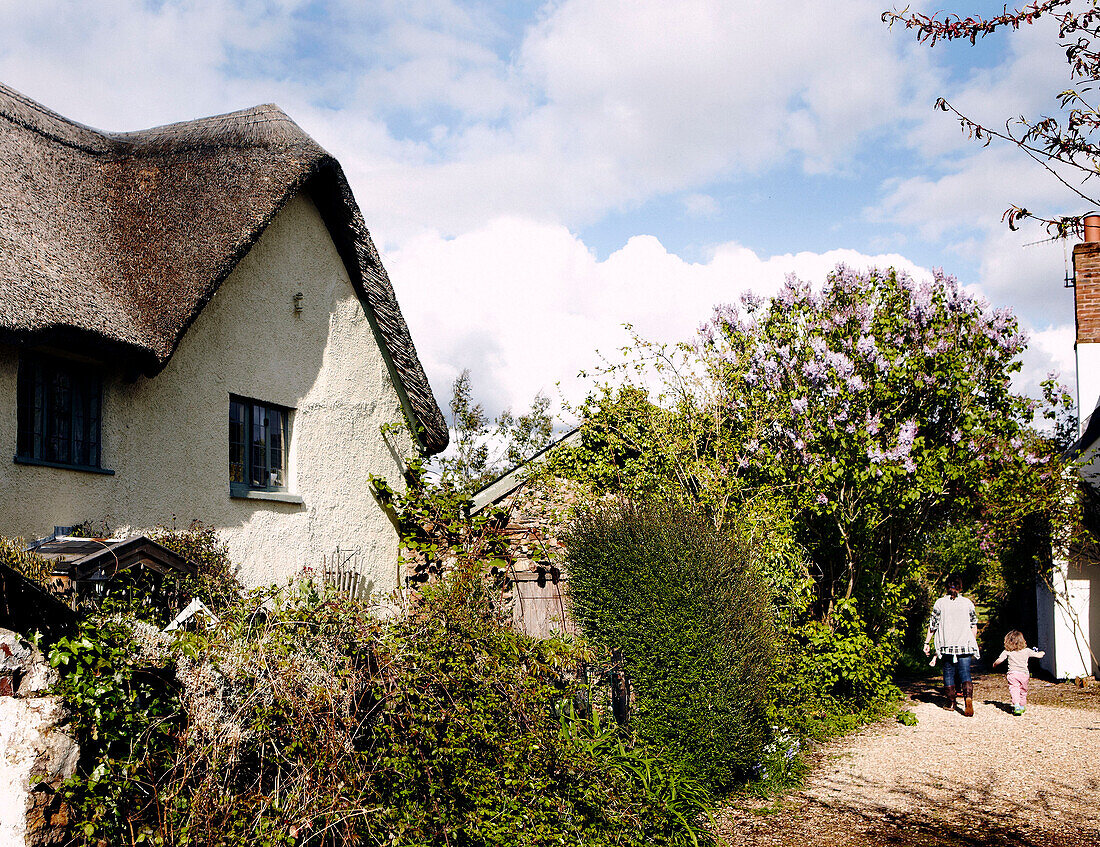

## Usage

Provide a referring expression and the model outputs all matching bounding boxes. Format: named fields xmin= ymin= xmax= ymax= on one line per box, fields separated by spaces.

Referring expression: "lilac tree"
xmin=564 ymin=266 xmax=1072 ymax=640
xmin=700 ymin=266 xmax=1070 ymax=629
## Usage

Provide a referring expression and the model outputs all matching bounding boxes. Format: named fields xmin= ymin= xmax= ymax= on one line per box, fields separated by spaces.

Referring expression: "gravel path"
xmin=716 ymin=674 xmax=1100 ymax=846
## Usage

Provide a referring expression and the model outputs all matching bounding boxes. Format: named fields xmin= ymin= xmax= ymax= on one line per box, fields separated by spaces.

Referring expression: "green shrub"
xmin=896 ymin=709 xmax=918 ymax=726
xmin=564 ymin=499 xmax=777 ymax=794
xmin=0 ymin=536 xmax=52 ymax=587
xmin=49 ymin=553 xmax=714 ymax=846
xmin=366 ymin=563 xmax=715 ymax=846
xmin=767 ymin=597 xmax=902 ymax=743
xmin=151 ymin=521 xmax=241 ymax=612
xmin=48 ymin=617 xmax=183 ymax=843
xmin=786 ymin=598 xmax=900 ymax=705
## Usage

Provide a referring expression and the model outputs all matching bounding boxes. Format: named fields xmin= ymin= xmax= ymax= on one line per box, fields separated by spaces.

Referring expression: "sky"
xmin=0 ymin=0 xmax=1087 ymax=428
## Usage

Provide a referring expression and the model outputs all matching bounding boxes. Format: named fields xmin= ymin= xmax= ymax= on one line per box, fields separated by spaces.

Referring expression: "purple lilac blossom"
xmin=803 ymin=360 xmax=827 ymax=382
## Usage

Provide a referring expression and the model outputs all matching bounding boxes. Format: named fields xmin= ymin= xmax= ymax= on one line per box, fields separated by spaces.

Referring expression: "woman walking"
xmin=923 ymin=577 xmax=980 ymax=716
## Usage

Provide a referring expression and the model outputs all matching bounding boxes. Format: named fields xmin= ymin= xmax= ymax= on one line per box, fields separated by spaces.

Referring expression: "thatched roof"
xmin=0 ymin=82 xmax=446 ymax=454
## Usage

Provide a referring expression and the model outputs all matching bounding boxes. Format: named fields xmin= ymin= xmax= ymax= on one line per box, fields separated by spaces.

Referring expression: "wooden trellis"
xmin=321 ymin=546 xmax=373 ymax=600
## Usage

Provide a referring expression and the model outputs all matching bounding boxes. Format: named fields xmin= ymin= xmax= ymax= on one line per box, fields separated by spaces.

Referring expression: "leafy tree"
xmin=434 ymin=369 xmax=553 ymax=492
xmin=558 ymin=267 xmax=1074 ymax=640
xmin=884 ymin=0 xmax=1100 ymax=234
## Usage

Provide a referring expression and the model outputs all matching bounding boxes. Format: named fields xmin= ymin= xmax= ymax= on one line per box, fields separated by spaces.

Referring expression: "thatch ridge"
xmin=0 ymin=82 xmax=446 ymax=453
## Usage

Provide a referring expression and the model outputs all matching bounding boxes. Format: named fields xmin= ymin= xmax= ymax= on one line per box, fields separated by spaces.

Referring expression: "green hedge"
xmin=564 ymin=500 xmax=777 ymax=793
xmin=43 ymin=544 xmax=715 ymax=846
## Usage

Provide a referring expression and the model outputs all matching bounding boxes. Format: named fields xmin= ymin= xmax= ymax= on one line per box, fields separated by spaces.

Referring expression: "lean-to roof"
xmin=0 ymin=82 xmax=446 ymax=453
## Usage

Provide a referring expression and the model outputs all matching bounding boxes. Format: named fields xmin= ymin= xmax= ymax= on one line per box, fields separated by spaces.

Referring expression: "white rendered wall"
xmin=1077 ymin=341 xmax=1100 ymax=438
xmin=1037 ymin=558 xmax=1095 ymax=679
xmin=0 ymin=192 xmax=417 ymax=590
xmin=1036 ymin=578 xmax=1057 ymax=676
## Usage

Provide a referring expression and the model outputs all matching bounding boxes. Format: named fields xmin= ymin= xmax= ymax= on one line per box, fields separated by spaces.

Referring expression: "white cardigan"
xmin=929 ymin=595 xmax=979 ymax=658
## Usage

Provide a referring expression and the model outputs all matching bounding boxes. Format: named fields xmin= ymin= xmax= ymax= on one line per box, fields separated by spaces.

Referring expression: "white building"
xmin=1038 ymin=222 xmax=1100 ymax=678
xmin=0 ymin=82 xmax=447 ymax=589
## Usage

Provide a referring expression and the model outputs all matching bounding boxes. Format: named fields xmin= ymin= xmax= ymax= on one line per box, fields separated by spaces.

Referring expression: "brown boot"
xmin=963 ymin=681 xmax=974 ymax=717
xmin=943 ymin=686 xmax=956 ymax=710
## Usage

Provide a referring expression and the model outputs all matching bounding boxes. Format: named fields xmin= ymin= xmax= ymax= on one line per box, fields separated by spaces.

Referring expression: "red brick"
xmin=1074 ymin=244 xmax=1100 ymax=342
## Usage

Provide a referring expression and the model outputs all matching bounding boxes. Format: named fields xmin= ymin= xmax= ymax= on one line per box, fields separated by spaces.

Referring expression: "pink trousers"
xmin=1007 ymin=672 xmax=1029 ymax=707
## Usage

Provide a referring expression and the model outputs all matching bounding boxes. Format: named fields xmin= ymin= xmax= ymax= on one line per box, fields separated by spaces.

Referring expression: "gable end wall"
xmin=0 ymin=193 xmax=415 ymax=589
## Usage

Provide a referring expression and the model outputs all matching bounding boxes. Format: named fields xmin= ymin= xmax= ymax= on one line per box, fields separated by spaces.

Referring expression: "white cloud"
xmin=353 ymin=0 xmax=937 ymax=239
xmin=389 ymin=218 xmax=1070 ymax=434
xmin=1025 ymin=324 xmax=1076 ymax=391
xmin=0 ymin=1 xmax=288 ymax=128
xmin=868 ymin=144 xmax=1081 ymax=240
xmin=902 ymin=12 xmax=1069 ymax=161
xmin=0 ymin=0 xmax=1076 ymax=427
xmin=682 ymin=193 xmax=719 ymax=218
xmin=0 ymin=0 xmax=946 ymax=244
xmin=867 ymin=143 xmax=1079 ymax=333
xmin=386 ymin=217 xmax=932 ymax=419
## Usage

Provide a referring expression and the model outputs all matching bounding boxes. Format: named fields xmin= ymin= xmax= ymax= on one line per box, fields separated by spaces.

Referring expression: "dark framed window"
xmin=16 ymin=356 xmax=103 ymax=470
xmin=229 ymin=396 xmax=289 ymax=493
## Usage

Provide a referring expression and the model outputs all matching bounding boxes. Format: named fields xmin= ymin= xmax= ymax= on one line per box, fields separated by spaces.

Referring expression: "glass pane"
xmin=268 ymin=407 xmax=284 ymax=488
xmin=32 ymin=364 xmax=44 ymax=459
xmin=88 ymin=388 xmax=101 ymax=468
xmin=48 ymin=368 xmax=72 ymax=464
xmin=17 ymin=359 xmax=101 ymax=466
xmin=72 ymin=380 xmax=86 ymax=465
xmin=251 ymin=403 xmax=267 ymax=487
xmin=229 ymin=399 xmax=247 ymax=484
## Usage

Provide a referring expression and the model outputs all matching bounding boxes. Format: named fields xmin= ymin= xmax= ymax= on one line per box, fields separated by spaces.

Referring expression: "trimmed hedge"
xmin=565 ymin=500 xmax=777 ymax=793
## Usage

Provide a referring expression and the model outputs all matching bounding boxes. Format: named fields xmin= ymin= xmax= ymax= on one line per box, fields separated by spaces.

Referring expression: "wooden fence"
xmin=510 ymin=567 xmax=578 ymax=639
xmin=321 ymin=547 xmax=374 ymax=601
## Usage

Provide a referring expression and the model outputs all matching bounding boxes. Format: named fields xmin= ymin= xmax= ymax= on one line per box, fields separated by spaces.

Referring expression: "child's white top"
xmin=995 ymin=647 xmax=1044 ymax=676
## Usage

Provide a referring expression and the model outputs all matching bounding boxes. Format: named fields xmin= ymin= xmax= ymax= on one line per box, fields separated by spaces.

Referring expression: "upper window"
xmin=16 ymin=356 xmax=103 ymax=470
xmin=229 ymin=396 xmax=289 ymax=493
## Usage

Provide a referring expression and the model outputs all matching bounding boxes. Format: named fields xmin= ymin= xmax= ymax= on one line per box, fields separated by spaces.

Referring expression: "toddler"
xmin=992 ymin=630 xmax=1045 ymax=715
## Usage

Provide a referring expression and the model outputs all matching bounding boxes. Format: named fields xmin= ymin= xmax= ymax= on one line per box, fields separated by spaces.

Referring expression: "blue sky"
xmin=0 ymin=0 xmax=1085 ymax=421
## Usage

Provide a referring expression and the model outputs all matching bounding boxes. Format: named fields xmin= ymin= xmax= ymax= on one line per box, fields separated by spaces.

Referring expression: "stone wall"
xmin=399 ymin=475 xmax=586 ymax=638
xmin=0 ymin=630 xmax=78 ymax=847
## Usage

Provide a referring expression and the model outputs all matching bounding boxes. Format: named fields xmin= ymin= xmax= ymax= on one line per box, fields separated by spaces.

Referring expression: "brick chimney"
xmin=1074 ymin=213 xmax=1100 ymax=436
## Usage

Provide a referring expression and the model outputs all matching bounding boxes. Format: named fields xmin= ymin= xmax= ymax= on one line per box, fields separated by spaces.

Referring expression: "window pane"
xmin=72 ymin=379 xmax=86 ymax=465
xmin=88 ymin=389 xmax=101 ymax=468
xmin=48 ymin=368 xmax=72 ymax=464
xmin=251 ymin=404 xmax=267 ymax=487
xmin=268 ymin=407 xmax=284 ymax=488
xmin=230 ymin=397 xmax=291 ymax=491
xmin=15 ymin=357 xmax=101 ymax=467
xmin=229 ymin=399 xmax=247 ymax=484
xmin=32 ymin=364 xmax=45 ymax=459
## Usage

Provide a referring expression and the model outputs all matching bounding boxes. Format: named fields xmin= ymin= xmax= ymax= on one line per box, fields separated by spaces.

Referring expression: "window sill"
xmin=13 ymin=456 xmax=115 ymax=475
xmin=230 ymin=488 xmax=304 ymax=505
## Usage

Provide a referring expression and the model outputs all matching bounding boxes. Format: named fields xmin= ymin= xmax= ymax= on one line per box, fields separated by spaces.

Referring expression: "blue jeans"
xmin=942 ymin=653 xmax=973 ymax=688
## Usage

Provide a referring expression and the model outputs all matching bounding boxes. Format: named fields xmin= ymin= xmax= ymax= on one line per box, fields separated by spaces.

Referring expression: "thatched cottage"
xmin=0 ymin=83 xmax=447 ymax=588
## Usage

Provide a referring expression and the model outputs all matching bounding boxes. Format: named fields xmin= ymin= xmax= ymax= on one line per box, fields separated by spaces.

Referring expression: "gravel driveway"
xmin=715 ymin=673 xmax=1100 ymax=846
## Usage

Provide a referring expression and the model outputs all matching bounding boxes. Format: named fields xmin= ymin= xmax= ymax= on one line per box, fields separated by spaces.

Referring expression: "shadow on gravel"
xmin=719 ymin=749 xmax=1099 ymax=847
xmin=846 ymin=767 xmax=1091 ymax=844
xmin=718 ymin=676 xmax=1100 ymax=846
xmin=855 ymin=808 xmax=1082 ymax=847
xmin=901 ymin=675 xmax=953 ymax=707
xmin=718 ymin=795 xmax=1095 ymax=847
